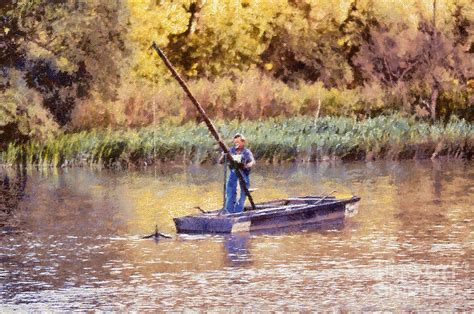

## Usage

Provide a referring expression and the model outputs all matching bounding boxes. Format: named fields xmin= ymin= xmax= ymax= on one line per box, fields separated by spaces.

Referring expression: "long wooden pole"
xmin=151 ymin=42 xmax=256 ymax=211
xmin=223 ymin=155 xmax=227 ymax=208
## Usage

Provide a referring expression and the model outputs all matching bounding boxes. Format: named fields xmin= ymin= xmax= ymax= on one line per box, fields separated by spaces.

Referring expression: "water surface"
xmin=1 ymin=160 xmax=473 ymax=311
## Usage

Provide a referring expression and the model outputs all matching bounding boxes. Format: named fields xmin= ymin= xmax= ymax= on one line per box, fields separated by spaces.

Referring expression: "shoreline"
xmin=1 ymin=116 xmax=472 ymax=168
xmin=1 ymin=158 xmax=472 ymax=183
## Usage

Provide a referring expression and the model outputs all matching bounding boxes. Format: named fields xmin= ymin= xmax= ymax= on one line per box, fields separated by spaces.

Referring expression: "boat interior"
xmin=243 ymin=195 xmax=337 ymax=211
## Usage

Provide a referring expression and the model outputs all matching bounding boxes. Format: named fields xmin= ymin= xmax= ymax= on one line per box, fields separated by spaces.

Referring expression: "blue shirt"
xmin=228 ymin=146 xmax=254 ymax=175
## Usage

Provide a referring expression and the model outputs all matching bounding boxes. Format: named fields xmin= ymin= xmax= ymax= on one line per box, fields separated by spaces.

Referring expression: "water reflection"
xmin=0 ymin=166 xmax=27 ymax=230
xmin=223 ymin=234 xmax=251 ymax=267
xmin=0 ymin=160 xmax=473 ymax=311
xmin=1 ymin=166 xmax=27 ymax=207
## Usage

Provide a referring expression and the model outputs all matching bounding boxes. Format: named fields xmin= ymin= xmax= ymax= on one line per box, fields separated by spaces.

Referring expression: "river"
xmin=0 ymin=160 xmax=473 ymax=311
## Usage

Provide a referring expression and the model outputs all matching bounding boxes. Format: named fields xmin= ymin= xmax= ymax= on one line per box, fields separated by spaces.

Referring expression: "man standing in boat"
xmin=220 ymin=133 xmax=255 ymax=213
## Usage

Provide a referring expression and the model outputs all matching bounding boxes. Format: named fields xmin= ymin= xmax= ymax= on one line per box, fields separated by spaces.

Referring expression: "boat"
xmin=173 ymin=195 xmax=360 ymax=234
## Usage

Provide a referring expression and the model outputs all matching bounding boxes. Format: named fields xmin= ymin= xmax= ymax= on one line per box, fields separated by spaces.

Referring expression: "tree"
xmin=128 ymin=0 xmax=285 ymax=79
xmin=338 ymin=0 xmax=379 ymax=86
xmin=0 ymin=0 xmax=128 ymax=135
xmin=353 ymin=0 xmax=473 ymax=120
xmin=261 ymin=0 xmax=356 ymax=87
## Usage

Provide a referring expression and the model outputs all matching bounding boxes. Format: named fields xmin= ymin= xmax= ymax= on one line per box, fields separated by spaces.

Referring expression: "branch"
xmin=383 ymin=57 xmax=394 ymax=84
xmin=420 ymin=98 xmax=431 ymax=111
xmin=399 ymin=59 xmax=421 ymax=81
xmin=26 ymin=35 xmax=57 ymax=55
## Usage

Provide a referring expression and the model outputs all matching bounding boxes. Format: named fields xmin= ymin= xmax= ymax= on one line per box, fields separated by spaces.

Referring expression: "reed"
xmin=1 ymin=116 xmax=472 ymax=167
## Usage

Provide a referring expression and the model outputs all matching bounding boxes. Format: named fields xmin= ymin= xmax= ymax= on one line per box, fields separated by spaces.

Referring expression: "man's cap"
xmin=233 ymin=133 xmax=246 ymax=141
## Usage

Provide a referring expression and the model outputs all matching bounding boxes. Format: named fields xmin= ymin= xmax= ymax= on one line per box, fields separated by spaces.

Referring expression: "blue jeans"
xmin=224 ymin=169 xmax=250 ymax=213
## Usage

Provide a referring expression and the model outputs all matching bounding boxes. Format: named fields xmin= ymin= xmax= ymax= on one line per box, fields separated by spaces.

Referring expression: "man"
xmin=220 ymin=133 xmax=255 ymax=213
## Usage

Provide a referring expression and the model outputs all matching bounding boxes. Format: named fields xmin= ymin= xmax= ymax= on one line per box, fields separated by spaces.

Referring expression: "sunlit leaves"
xmin=128 ymin=0 xmax=190 ymax=80
xmin=128 ymin=0 xmax=285 ymax=79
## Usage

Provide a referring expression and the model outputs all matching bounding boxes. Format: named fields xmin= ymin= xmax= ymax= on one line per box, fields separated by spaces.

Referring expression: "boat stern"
xmin=174 ymin=214 xmax=245 ymax=234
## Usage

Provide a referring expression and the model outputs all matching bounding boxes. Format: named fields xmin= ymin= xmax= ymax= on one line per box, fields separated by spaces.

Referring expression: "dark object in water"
xmin=174 ymin=195 xmax=360 ymax=234
xmin=143 ymin=225 xmax=172 ymax=240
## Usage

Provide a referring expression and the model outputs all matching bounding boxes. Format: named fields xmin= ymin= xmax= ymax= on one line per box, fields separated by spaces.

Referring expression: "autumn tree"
xmin=128 ymin=0 xmax=285 ymax=80
xmin=0 ymin=0 xmax=128 ymax=147
xmin=261 ymin=0 xmax=356 ymax=87
xmin=353 ymin=0 xmax=473 ymax=120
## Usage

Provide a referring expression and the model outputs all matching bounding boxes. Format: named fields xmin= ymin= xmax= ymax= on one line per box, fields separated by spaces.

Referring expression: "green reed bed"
xmin=1 ymin=116 xmax=472 ymax=167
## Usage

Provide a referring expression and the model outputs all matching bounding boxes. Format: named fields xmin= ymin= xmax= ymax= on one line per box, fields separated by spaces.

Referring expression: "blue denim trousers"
xmin=224 ymin=169 xmax=250 ymax=213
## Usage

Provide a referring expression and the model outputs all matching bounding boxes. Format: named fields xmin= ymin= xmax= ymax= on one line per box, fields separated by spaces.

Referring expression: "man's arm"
xmin=244 ymin=150 xmax=255 ymax=169
xmin=219 ymin=152 xmax=237 ymax=168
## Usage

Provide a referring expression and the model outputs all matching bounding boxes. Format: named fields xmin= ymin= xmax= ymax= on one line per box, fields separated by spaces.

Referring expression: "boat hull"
xmin=174 ymin=196 xmax=360 ymax=234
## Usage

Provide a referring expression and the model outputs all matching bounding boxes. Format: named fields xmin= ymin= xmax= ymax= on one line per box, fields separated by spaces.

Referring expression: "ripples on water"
xmin=0 ymin=160 xmax=473 ymax=311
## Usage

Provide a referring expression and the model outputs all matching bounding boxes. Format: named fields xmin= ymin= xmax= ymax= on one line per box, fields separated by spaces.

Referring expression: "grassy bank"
xmin=1 ymin=116 xmax=472 ymax=168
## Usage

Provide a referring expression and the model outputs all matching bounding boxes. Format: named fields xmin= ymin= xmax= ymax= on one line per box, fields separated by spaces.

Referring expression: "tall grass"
xmin=1 ymin=115 xmax=472 ymax=167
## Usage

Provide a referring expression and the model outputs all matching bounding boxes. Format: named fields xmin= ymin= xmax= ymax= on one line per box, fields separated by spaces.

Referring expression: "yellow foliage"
xmin=128 ymin=0 xmax=191 ymax=80
xmin=127 ymin=0 xmax=286 ymax=79
xmin=307 ymin=0 xmax=352 ymax=23
xmin=364 ymin=0 xmax=468 ymax=32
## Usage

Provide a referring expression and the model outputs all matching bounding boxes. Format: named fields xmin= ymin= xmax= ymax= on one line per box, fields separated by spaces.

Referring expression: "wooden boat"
xmin=174 ymin=195 xmax=360 ymax=234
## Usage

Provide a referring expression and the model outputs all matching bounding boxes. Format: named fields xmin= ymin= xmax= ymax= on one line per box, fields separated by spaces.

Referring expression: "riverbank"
xmin=1 ymin=116 xmax=472 ymax=168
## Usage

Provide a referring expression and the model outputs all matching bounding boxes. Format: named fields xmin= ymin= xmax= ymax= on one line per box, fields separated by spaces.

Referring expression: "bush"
xmin=0 ymin=76 xmax=59 ymax=150
xmin=4 ymin=115 xmax=471 ymax=167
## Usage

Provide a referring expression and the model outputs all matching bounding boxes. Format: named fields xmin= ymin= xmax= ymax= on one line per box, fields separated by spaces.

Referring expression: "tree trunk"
xmin=430 ymin=0 xmax=439 ymax=121
xmin=184 ymin=1 xmax=201 ymax=36
xmin=315 ymin=92 xmax=321 ymax=119
xmin=430 ymin=83 xmax=439 ymax=121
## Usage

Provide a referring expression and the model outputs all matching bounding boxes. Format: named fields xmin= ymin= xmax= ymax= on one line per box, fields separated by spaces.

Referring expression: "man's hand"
xmin=244 ymin=160 xmax=255 ymax=169
xmin=218 ymin=152 xmax=225 ymax=164
xmin=229 ymin=160 xmax=245 ymax=170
